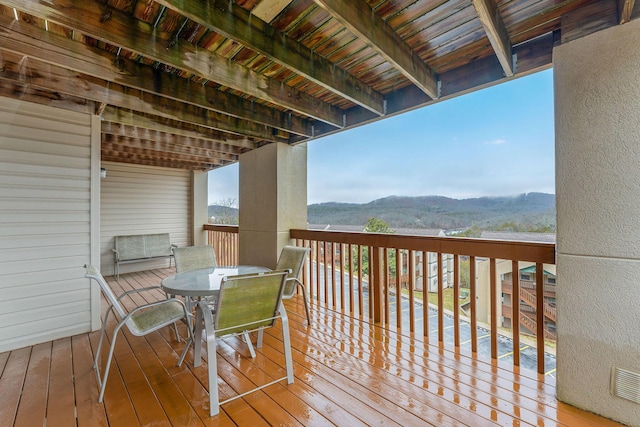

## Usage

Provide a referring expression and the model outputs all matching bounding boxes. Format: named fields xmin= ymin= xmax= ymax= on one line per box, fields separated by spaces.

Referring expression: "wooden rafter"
xmin=251 ymin=0 xmax=295 ymax=23
xmin=4 ymin=0 xmax=345 ymax=127
xmin=0 ymin=49 xmax=287 ymax=143
xmin=313 ymin=0 xmax=439 ymax=100
xmin=101 ymin=108 xmax=258 ymax=150
xmin=155 ymin=0 xmax=385 ymax=115
xmin=618 ymin=0 xmax=636 ymax=23
xmin=101 ymin=123 xmax=245 ymax=159
xmin=472 ymin=0 xmax=514 ymax=77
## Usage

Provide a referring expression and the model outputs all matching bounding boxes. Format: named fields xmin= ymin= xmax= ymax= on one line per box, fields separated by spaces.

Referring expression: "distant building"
xmin=476 ymin=231 xmax=557 ymax=341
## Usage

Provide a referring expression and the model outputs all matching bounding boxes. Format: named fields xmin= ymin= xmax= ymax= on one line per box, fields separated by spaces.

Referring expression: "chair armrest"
xmin=123 ymin=297 xmax=188 ymax=321
xmin=112 ymin=248 xmax=120 ymax=260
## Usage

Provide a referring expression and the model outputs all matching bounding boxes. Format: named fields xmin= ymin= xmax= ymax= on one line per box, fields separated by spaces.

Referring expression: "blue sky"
xmin=208 ymin=68 xmax=555 ymax=205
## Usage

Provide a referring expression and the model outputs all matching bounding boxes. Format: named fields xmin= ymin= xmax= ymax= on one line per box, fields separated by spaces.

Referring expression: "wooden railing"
xmin=203 ymin=224 xmax=238 ymax=266
xmin=202 ymin=224 xmax=556 ymax=374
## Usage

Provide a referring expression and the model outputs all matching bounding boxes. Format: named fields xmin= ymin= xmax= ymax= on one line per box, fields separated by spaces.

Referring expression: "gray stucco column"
xmin=191 ymin=170 xmax=208 ymax=245
xmin=238 ymin=142 xmax=307 ymax=268
xmin=554 ymin=19 xmax=640 ymax=426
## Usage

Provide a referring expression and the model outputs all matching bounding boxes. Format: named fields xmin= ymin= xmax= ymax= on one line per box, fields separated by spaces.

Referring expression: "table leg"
xmin=193 ymin=303 xmax=204 ymax=367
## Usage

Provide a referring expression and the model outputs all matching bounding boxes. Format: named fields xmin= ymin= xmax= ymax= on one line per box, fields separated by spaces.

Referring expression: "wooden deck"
xmin=0 ymin=268 xmax=625 ymax=427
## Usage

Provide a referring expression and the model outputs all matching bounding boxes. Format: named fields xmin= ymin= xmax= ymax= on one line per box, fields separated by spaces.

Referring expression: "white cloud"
xmin=486 ymin=138 xmax=508 ymax=145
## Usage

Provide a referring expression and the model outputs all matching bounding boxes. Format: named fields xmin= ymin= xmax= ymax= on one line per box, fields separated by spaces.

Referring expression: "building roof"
xmin=1 ymin=1 xmax=636 ymax=170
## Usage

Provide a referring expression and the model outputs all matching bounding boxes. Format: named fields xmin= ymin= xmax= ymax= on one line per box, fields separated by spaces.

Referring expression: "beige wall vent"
xmin=611 ymin=366 xmax=640 ymax=404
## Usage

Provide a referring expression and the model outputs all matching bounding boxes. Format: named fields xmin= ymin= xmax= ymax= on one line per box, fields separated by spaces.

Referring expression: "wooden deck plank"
xmin=0 ymin=347 xmax=31 ymax=426
xmin=45 ymin=338 xmax=77 ymax=427
xmin=71 ymin=334 xmax=109 ymax=427
xmin=14 ymin=342 xmax=51 ymax=427
xmin=0 ymin=269 xmax=627 ymax=427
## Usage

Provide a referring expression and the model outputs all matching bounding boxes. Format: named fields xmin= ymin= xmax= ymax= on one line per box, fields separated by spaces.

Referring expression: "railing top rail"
xmin=204 ymin=224 xmax=239 ymax=233
xmin=290 ymin=228 xmax=555 ymax=264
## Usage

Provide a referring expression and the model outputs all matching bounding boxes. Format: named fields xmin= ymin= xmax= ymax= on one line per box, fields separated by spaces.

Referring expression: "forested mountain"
xmin=210 ymin=192 xmax=556 ymax=231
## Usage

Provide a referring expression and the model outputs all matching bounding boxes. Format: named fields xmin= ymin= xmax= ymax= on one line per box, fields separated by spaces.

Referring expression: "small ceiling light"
xmin=13 ymin=8 xmax=18 ymax=20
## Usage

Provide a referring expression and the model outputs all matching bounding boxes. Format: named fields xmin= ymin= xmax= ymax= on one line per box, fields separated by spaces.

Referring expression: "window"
xmin=520 ymin=273 xmax=531 ymax=281
xmin=547 ymin=277 xmax=556 ymax=284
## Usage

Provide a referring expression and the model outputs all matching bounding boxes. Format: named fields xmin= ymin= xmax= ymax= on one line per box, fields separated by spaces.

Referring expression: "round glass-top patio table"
xmin=161 ymin=265 xmax=270 ymax=298
xmin=161 ymin=265 xmax=271 ymax=367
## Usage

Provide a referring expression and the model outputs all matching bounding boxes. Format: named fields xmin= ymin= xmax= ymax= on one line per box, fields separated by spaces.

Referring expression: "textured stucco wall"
xmin=238 ymin=142 xmax=307 ymax=268
xmin=554 ymin=18 xmax=640 ymax=426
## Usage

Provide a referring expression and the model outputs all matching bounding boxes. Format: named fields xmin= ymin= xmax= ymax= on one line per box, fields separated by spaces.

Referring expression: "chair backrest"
xmin=213 ymin=270 xmax=288 ymax=336
xmin=174 ymin=245 xmax=217 ymax=273
xmin=85 ymin=265 xmax=128 ymax=319
xmin=276 ymin=246 xmax=310 ymax=297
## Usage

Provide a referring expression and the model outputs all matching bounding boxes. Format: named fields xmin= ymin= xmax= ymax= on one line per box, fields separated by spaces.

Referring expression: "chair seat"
xmin=127 ymin=300 xmax=186 ymax=336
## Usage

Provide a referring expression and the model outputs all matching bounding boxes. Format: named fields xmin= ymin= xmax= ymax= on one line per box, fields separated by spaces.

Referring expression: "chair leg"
xmin=199 ymin=304 xmax=220 ymax=416
xmin=97 ymin=322 xmax=124 ymax=403
xmin=256 ymin=329 xmax=263 ymax=348
xmin=297 ymin=281 xmax=312 ymax=325
xmin=243 ymin=331 xmax=256 ymax=358
xmin=279 ymin=301 xmax=294 ymax=384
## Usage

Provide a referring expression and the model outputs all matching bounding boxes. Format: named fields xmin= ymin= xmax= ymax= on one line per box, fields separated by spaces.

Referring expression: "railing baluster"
xmin=536 ymin=262 xmax=545 ymax=374
xmin=383 ymin=247 xmax=390 ymax=326
xmin=395 ymin=248 xmax=401 ymax=330
xmin=348 ymin=243 xmax=354 ymax=315
xmin=512 ymin=260 xmax=520 ymax=367
xmin=422 ymin=251 xmax=428 ymax=338
xmin=408 ymin=249 xmax=415 ymax=333
xmin=340 ymin=243 xmax=345 ymax=312
xmin=323 ymin=241 xmax=328 ymax=305
xmin=470 ymin=255 xmax=477 ymax=354
xmin=453 ymin=254 xmax=460 ymax=349
xmin=358 ymin=245 xmax=364 ymax=317
xmin=330 ymin=242 xmax=336 ymax=309
xmin=370 ymin=246 xmax=380 ymax=323
xmin=315 ymin=240 xmax=321 ymax=306
xmin=490 ymin=258 xmax=498 ymax=360
xmin=437 ymin=252 xmax=444 ymax=343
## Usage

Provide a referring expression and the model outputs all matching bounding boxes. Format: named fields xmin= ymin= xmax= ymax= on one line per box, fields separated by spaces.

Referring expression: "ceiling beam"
xmin=102 ymin=138 xmax=231 ymax=164
xmin=0 ymin=50 xmax=287 ymax=144
xmin=101 ymin=153 xmax=216 ymax=171
xmin=251 ymin=0 xmax=295 ymax=23
xmin=5 ymin=0 xmax=346 ymax=128
xmin=101 ymin=107 xmax=259 ymax=150
xmin=312 ymin=0 xmax=439 ymax=99
xmin=155 ymin=0 xmax=385 ymax=115
xmin=0 ymin=14 xmax=314 ymax=138
xmin=618 ymin=0 xmax=636 ymax=23
xmin=0 ymin=78 xmax=95 ymax=115
xmin=101 ymin=123 xmax=244 ymax=159
xmin=471 ymin=0 xmax=514 ymax=77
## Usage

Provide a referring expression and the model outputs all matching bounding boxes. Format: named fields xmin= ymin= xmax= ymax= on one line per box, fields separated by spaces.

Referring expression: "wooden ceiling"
xmin=0 ymin=0 xmax=636 ymax=171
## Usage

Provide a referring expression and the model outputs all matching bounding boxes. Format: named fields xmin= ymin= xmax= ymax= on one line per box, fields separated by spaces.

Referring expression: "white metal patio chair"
xmin=84 ymin=265 xmax=194 ymax=403
xmin=173 ymin=245 xmax=217 ymax=273
xmin=180 ymin=270 xmax=294 ymax=416
xmin=276 ymin=245 xmax=312 ymax=325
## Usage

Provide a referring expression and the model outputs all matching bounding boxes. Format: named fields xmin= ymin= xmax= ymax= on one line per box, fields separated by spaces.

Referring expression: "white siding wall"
xmin=0 ymin=98 xmax=97 ymax=353
xmin=100 ymin=162 xmax=191 ymax=276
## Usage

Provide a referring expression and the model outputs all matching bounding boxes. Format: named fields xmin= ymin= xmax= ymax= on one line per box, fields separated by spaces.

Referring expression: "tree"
xmin=209 ymin=198 xmax=238 ymax=225
xmin=352 ymin=217 xmax=396 ymax=276
xmin=364 ymin=217 xmax=395 ymax=233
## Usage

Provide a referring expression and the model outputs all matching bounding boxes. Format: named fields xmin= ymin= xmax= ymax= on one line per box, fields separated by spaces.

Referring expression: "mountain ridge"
xmin=209 ymin=192 xmax=556 ymax=231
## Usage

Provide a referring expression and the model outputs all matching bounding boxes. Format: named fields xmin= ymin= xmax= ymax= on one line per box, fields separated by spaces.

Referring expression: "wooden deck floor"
xmin=0 ymin=268 xmax=625 ymax=426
